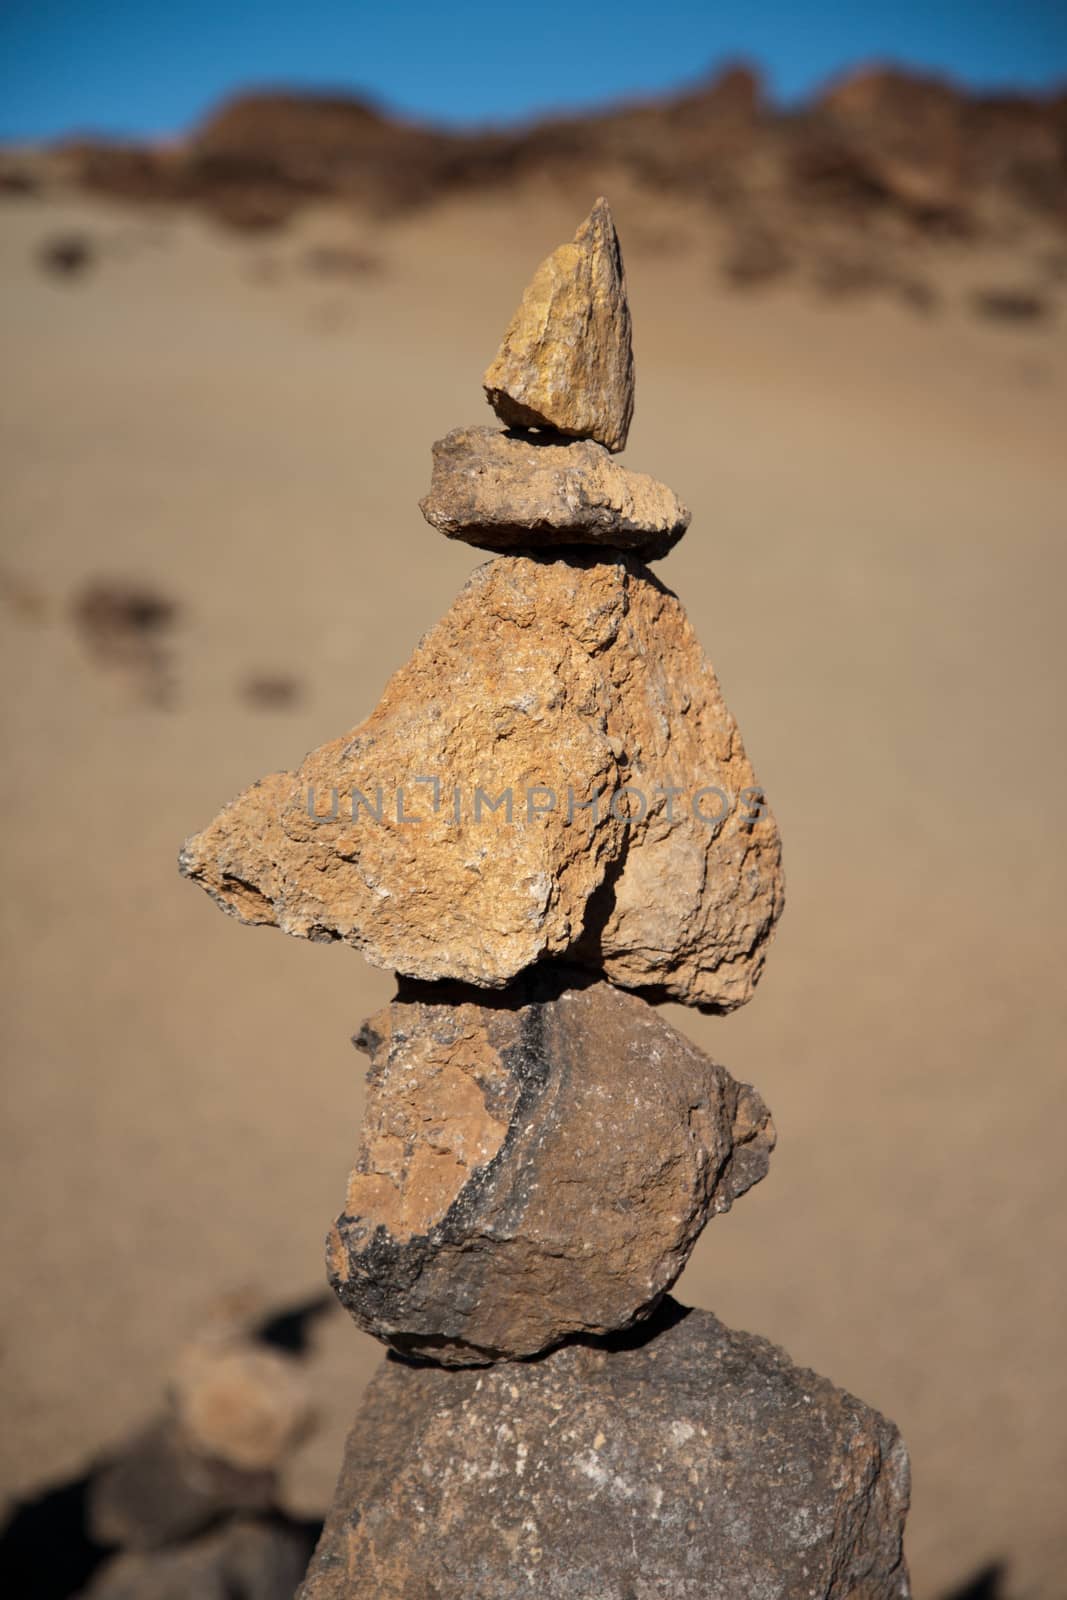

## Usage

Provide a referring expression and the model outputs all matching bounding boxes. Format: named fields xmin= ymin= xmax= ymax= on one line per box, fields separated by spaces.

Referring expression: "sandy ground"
xmin=1 ymin=179 xmax=1065 ymax=1598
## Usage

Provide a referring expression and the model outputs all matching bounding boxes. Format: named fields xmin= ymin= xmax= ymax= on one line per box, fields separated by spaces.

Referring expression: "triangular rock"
xmin=483 ymin=197 xmax=635 ymax=453
xmin=179 ymin=554 xmax=783 ymax=1011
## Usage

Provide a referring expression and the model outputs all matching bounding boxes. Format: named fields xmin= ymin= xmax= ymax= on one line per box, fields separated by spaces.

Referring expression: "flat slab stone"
xmin=298 ymin=1301 xmax=911 ymax=1600
xmin=329 ymin=979 xmax=774 ymax=1363
xmin=420 ymin=425 xmax=689 ymax=560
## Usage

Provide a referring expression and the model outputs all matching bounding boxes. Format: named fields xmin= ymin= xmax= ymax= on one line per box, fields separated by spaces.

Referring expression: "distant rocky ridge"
xmin=13 ymin=64 xmax=1067 ymax=258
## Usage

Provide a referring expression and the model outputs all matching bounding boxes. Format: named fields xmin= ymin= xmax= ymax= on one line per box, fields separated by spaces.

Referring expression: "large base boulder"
xmin=298 ymin=1301 xmax=911 ymax=1600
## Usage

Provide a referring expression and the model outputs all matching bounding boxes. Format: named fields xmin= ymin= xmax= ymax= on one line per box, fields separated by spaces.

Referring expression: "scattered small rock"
xmin=808 ymin=249 xmax=941 ymax=312
xmin=72 ymin=579 xmax=178 ymax=705
xmin=86 ymin=1418 xmax=276 ymax=1552
xmin=241 ymin=673 xmax=303 ymax=709
xmin=38 ymin=232 xmax=94 ymax=278
xmin=722 ymin=226 xmax=792 ymax=286
xmin=811 ymin=251 xmax=882 ymax=298
xmin=81 ymin=1516 xmax=315 ymax=1600
xmin=77 ymin=581 xmax=174 ymax=632
xmin=302 ymin=244 xmax=382 ymax=279
xmin=171 ymin=1336 xmax=312 ymax=1473
xmin=970 ymin=287 xmax=1050 ymax=323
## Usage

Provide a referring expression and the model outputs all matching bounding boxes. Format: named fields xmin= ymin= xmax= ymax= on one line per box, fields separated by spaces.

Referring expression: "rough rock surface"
xmin=483 ymin=197 xmax=634 ymax=453
xmin=180 ymin=554 xmax=783 ymax=1010
xmin=419 ymin=425 xmax=689 ymax=559
xmin=328 ymin=978 xmax=773 ymax=1363
xmin=298 ymin=1301 xmax=911 ymax=1600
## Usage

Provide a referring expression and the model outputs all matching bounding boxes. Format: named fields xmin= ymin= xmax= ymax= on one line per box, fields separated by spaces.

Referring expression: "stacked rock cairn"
xmin=181 ymin=199 xmax=910 ymax=1598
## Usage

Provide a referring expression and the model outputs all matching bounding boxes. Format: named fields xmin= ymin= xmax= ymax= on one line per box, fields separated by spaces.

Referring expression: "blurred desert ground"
xmin=1 ymin=149 xmax=1066 ymax=1597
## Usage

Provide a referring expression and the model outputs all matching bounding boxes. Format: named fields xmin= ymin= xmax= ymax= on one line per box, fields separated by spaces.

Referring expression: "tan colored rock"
xmin=171 ymin=1336 xmax=312 ymax=1473
xmin=328 ymin=978 xmax=774 ymax=1363
xmin=298 ymin=1302 xmax=911 ymax=1600
xmin=419 ymin=425 xmax=688 ymax=560
xmin=483 ymin=197 xmax=634 ymax=452
xmin=180 ymin=553 xmax=783 ymax=1009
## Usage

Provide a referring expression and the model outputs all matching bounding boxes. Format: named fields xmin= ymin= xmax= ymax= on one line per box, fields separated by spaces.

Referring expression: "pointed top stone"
xmin=483 ymin=197 xmax=635 ymax=453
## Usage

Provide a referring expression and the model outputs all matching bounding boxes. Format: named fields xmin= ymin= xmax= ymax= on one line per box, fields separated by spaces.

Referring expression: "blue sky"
xmin=1 ymin=0 xmax=1066 ymax=142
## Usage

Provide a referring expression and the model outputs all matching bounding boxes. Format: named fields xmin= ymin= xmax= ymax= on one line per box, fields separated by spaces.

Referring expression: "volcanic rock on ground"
xmin=86 ymin=1419 xmax=277 ymax=1552
xmin=483 ymin=197 xmax=634 ymax=453
xmin=297 ymin=1301 xmax=911 ymax=1600
xmin=180 ymin=553 xmax=783 ymax=1010
xmin=81 ymin=1516 xmax=314 ymax=1600
xmin=328 ymin=978 xmax=774 ymax=1363
xmin=419 ymin=425 xmax=689 ymax=559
